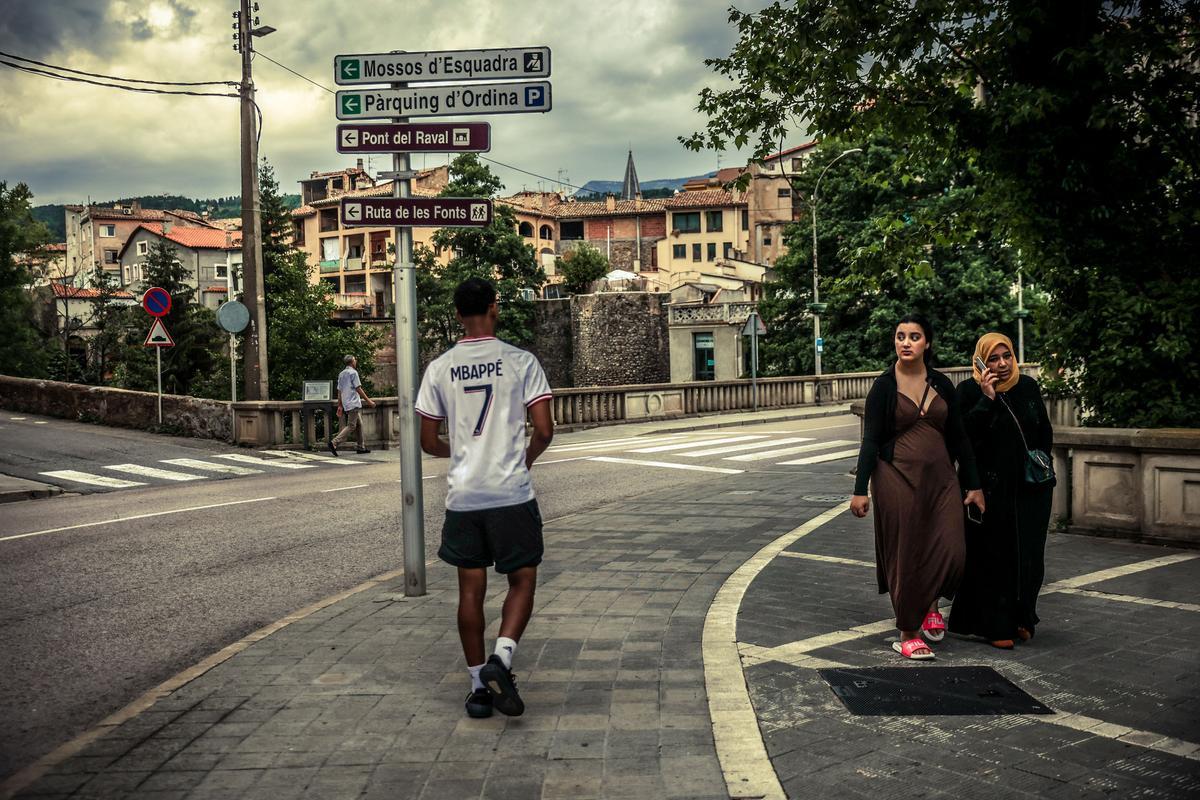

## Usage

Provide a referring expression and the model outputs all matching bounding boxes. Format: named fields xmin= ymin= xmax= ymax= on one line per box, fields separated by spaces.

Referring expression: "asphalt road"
xmin=0 ymin=412 xmax=861 ymax=780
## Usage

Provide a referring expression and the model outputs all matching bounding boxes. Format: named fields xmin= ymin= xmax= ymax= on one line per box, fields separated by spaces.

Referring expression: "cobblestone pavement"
xmin=9 ymin=464 xmax=1199 ymax=799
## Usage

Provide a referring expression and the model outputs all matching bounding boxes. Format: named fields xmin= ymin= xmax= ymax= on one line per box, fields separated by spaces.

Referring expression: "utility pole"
xmin=810 ymin=147 xmax=863 ymax=379
xmin=235 ymin=0 xmax=271 ymax=400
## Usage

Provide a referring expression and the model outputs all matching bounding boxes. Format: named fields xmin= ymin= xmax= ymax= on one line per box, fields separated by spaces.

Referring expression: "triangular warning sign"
xmin=144 ymin=317 xmax=175 ymax=347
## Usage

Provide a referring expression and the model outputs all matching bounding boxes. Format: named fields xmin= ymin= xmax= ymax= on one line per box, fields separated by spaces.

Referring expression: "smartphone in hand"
xmin=974 ymin=355 xmax=988 ymax=373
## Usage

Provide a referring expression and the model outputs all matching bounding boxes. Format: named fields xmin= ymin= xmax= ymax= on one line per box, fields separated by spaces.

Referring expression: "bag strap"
xmin=999 ymin=394 xmax=1033 ymax=452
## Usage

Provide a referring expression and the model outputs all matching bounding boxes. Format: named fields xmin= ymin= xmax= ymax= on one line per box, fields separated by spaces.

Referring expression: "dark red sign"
xmin=340 ymin=198 xmax=494 ymax=228
xmin=335 ymin=123 xmax=491 ymax=154
xmin=142 ymin=287 xmax=171 ymax=317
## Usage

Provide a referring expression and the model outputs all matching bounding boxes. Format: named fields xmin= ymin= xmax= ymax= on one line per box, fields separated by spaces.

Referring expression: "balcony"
xmin=318 ymin=260 xmax=340 ymax=273
xmin=668 ymin=301 xmax=758 ymax=326
xmin=344 ymin=257 xmax=364 ymax=272
xmin=332 ymin=293 xmax=372 ymax=315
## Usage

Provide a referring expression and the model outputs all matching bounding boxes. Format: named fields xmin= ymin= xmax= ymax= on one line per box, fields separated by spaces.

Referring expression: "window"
xmin=778 ymin=188 xmax=791 ymax=198
xmin=724 ymin=242 xmax=733 ymax=258
xmin=692 ymin=243 xmax=701 ymax=262
xmin=320 ymin=238 xmax=340 ymax=262
xmin=321 ymin=276 xmax=340 ymax=292
xmin=216 ymin=264 xmax=228 ymax=279
xmin=673 ymin=212 xmax=701 ymax=233
xmin=331 ymin=177 xmax=344 ymax=190
xmin=693 ymin=333 xmax=715 ymax=381
xmin=347 ymin=243 xmax=364 ymax=259
xmin=560 ymin=220 xmax=584 ymax=240
xmin=672 ymin=244 xmax=686 ymax=259
xmin=100 ymin=225 xmax=116 ymax=237
xmin=741 ymin=210 xmax=749 ymax=231
xmin=294 ymin=221 xmax=305 ymax=246
xmin=518 ymin=221 xmax=534 ymax=237
xmin=136 ymin=241 xmax=148 ymax=255
xmin=345 ymin=275 xmax=366 ymax=294
xmin=705 ymin=210 xmax=723 ymax=232
xmin=123 ymin=265 xmax=130 ymax=284
xmin=539 ymin=224 xmax=554 ymax=240
xmin=763 ymin=235 xmax=773 ymax=246
xmin=707 ymin=242 xmax=717 ymax=261
xmin=104 ymin=249 xmax=118 ymax=264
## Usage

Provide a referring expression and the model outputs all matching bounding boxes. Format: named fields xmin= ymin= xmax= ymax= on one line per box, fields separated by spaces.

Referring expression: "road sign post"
xmin=217 ymin=301 xmax=251 ymax=437
xmin=742 ymin=312 xmax=768 ymax=413
xmin=143 ymin=315 xmax=175 ymax=425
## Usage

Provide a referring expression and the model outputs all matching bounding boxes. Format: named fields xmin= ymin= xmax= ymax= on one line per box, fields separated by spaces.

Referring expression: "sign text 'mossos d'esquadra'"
xmin=336 ymin=82 xmax=551 ymax=120
xmin=334 ymin=47 xmax=550 ymax=85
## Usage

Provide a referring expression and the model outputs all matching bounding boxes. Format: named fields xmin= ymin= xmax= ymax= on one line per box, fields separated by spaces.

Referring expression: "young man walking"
xmin=330 ymin=354 xmax=375 ymax=456
xmin=416 ymin=277 xmax=554 ymax=718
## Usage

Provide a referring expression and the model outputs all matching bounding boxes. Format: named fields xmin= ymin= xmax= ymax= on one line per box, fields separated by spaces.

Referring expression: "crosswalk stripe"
xmin=161 ymin=458 xmax=263 ymax=475
xmin=589 ymin=456 xmax=744 ymax=475
xmin=104 ymin=464 xmax=206 ymax=482
xmin=724 ymin=439 xmax=857 ymax=462
xmin=546 ymin=434 xmax=691 ymax=453
xmin=39 ymin=470 xmax=146 ymax=488
xmin=258 ymin=451 xmax=363 ymax=465
xmin=630 ymin=434 xmax=767 ymax=454
xmin=777 ymin=448 xmax=861 ymax=465
xmin=683 ymin=436 xmax=814 ymax=457
xmin=213 ymin=454 xmax=316 ymax=469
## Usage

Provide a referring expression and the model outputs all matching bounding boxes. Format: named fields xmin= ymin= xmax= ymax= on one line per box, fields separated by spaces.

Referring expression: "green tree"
xmin=760 ymin=139 xmax=1025 ymax=376
xmin=115 ymin=239 xmax=224 ymax=397
xmin=0 ymin=182 xmax=52 ymax=377
xmin=686 ymin=1 xmax=1200 ymax=427
xmin=416 ymin=155 xmax=546 ymax=363
xmin=83 ymin=269 xmax=131 ymax=385
xmin=558 ymin=244 xmax=609 ymax=295
xmin=257 ymin=158 xmax=381 ymax=400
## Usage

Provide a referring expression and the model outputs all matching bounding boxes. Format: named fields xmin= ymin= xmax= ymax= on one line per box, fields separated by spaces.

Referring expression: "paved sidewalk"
xmin=10 ymin=463 xmax=1200 ymax=799
xmin=0 ymin=474 xmax=61 ymax=504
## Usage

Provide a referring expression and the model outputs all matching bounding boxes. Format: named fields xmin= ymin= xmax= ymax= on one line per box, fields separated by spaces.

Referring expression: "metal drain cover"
xmin=818 ymin=666 xmax=1053 ymax=716
xmin=801 ymin=494 xmax=849 ymax=504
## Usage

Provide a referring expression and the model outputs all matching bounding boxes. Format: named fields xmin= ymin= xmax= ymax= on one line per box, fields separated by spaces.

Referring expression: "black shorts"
xmin=439 ymin=499 xmax=544 ymax=574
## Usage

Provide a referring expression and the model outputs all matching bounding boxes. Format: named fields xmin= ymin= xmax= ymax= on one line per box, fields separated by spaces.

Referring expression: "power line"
xmin=0 ymin=59 xmax=237 ymax=98
xmin=0 ymin=48 xmax=235 ymax=88
xmin=255 ymin=50 xmax=588 ymax=194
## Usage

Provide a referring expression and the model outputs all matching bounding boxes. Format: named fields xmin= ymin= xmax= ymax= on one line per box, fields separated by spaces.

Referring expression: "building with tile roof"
xmin=116 ymin=222 xmax=242 ymax=311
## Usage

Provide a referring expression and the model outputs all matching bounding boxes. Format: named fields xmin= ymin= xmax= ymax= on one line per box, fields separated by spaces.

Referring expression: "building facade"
xmin=117 ymin=223 xmax=242 ymax=311
xmin=64 ymin=201 xmax=216 ymax=288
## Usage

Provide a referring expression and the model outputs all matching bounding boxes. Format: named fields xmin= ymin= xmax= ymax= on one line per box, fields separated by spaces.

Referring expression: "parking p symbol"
xmin=525 ymin=86 xmax=545 ymax=108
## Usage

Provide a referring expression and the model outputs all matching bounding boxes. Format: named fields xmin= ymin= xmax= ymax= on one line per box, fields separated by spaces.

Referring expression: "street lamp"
xmin=810 ymin=147 xmax=863 ymax=377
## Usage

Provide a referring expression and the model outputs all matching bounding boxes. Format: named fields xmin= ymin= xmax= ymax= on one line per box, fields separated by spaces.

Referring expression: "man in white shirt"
xmin=330 ymin=354 xmax=375 ymax=456
xmin=416 ymin=278 xmax=554 ymax=719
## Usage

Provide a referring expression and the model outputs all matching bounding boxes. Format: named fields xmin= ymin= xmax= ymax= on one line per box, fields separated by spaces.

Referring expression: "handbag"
xmin=1000 ymin=395 xmax=1055 ymax=486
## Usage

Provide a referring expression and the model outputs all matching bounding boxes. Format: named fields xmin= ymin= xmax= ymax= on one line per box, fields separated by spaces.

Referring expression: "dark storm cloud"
xmin=0 ymin=0 xmax=121 ymax=57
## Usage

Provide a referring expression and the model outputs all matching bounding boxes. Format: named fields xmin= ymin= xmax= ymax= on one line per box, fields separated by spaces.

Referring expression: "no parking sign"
xmin=142 ymin=287 xmax=171 ymax=317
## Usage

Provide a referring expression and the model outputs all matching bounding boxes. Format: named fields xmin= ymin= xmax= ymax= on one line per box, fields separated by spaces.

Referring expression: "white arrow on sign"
xmin=344 ymin=203 xmax=362 ymax=222
xmin=340 ymin=129 xmax=359 ymax=148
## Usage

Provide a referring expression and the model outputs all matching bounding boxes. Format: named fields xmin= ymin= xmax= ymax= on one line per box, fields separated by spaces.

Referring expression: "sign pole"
xmin=392 ymin=82 xmax=426 ymax=597
xmin=230 ymin=333 xmax=237 ymax=435
xmin=751 ymin=319 xmax=759 ymax=413
xmin=156 ymin=345 xmax=163 ymax=425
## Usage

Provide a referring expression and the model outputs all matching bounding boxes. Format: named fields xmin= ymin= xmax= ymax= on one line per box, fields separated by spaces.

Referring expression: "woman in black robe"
xmin=949 ymin=333 xmax=1055 ymax=647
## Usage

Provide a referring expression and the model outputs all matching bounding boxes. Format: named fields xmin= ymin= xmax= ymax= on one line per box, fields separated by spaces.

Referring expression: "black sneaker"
xmin=327 ymin=441 xmax=339 ymax=457
xmin=480 ymin=655 xmax=524 ymax=717
xmin=465 ymin=687 xmax=493 ymax=718
xmin=355 ymin=447 xmax=372 ymax=454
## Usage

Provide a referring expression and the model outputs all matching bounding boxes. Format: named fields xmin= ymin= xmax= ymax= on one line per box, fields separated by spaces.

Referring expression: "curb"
xmin=0 ymin=480 xmax=62 ymax=505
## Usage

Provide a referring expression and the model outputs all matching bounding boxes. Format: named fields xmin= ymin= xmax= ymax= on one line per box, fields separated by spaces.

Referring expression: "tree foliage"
xmin=0 ymin=182 xmax=53 ymax=377
xmin=687 ymin=1 xmax=1200 ymax=427
xmin=558 ymin=244 xmax=609 ymax=295
xmin=415 ymin=155 xmax=545 ymax=364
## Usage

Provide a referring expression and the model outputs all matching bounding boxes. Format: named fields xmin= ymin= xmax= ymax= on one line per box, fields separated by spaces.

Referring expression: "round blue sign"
xmin=143 ymin=287 xmax=172 ymax=318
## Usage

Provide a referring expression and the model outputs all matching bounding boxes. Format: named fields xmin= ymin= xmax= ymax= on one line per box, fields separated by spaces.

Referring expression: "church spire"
xmin=620 ymin=150 xmax=640 ymax=200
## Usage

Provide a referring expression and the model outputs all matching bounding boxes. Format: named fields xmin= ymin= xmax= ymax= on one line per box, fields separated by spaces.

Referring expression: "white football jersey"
xmin=416 ymin=336 xmax=553 ymax=511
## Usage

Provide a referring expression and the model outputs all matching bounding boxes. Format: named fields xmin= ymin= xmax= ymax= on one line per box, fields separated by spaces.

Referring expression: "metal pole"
xmin=811 ymin=148 xmax=863 ymax=380
xmin=229 ymin=333 xmax=237 ymax=436
xmin=1017 ymin=269 xmax=1025 ymax=363
xmin=238 ymin=0 xmax=269 ymax=401
xmin=751 ymin=320 xmax=759 ymax=413
xmin=156 ymin=346 xmax=162 ymax=425
xmin=391 ymin=82 xmax=426 ymax=597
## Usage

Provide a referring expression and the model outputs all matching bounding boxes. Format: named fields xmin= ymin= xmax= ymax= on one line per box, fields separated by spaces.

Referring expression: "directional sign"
xmin=334 ymin=47 xmax=551 ymax=86
xmin=340 ymin=198 xmax=493 ymax=228
xmin=336 ymin=123 xmax=490 ymax=154
xmin=742 ymin=313 xmax=768 ymax=336
xmin=335 ymin=81 xmax=551 ymax=120
xmin=144 ymin=318 xmax=174 ymax=347
xmin=142 ymin=286 xmax=171 ymax=317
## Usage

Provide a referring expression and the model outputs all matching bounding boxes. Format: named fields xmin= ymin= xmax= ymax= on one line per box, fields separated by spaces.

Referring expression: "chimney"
xmin=356 ymin=158 xmax=364 ymax=171
xmin=131 ymin=200 xmax=142 ymax=213
xmin=162 ymin=220 xmax=173 ymax=235
xmin=605 ymin=193 xmax=616 ymax=212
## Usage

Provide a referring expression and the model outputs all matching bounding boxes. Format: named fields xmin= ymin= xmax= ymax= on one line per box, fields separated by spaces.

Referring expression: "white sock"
xmin=494 ymin=637 xmax=517 ymax=669
xmin=468 ymin=663 xmax=485 ymax=691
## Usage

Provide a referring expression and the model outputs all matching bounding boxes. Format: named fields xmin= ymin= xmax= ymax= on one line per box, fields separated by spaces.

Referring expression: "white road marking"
xmin=160 ymin=458 xmax=262 ymax=475
xmin=213 ymin=454 xmax=316 ymax=469
xmin=258 ymin=451 xmax=363 ymax=465
xmin=534 ymin=456 xmax=596 ymax=466
xmin=683 ymin=436 xmax=814 ymax=457
xmin=546 ymin=434 xmax=690 ymax=453
xmin=776 ymin=447 xmax=861 ymax=465
xmin=10 ymin=417 xmax=26 ymax=420
xmin=1043 ymin=553 xmax=1198 ymax=590
xmin=630 ymin=434 xmax=767 ymax=453
xmin=777 ymin=551 xmax=875 ymax=568
xmin=0 ymin=497 xmax=277 ymax=543
xmin=38 ymin=470 xmax=146 ymax=489
xmin=32 ymin=421 xmax=48 ymax=425
xmin=589 ymin=456 xmax=744 ymax=475
xmin=320 ymin=484 xmax=370 ymax=493
xmin=1057 ymin=587 xmax=1200 ymax=613
xmin=724 ymin=439 xmax=857 ymax=462
xmin=103 ymin=464 xmax=206 ymax=482
xmin=704 ymin=502 xmax=850 ymax=800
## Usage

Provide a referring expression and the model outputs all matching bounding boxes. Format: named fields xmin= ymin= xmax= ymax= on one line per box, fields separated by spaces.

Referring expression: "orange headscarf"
xmin=972 ymin=333 xmax=1020 ymax=394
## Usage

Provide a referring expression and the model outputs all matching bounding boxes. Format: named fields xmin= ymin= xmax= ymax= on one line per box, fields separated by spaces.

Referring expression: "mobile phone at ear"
xmin=974 ymin=356 xmax=987 ymax=372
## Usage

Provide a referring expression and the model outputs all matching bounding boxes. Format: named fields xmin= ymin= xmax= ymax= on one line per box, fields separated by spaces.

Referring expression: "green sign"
xmin=340 ymin=94 xmax=362 ymax=116
xmin=340 ymin=59 xmax=360 ymax=81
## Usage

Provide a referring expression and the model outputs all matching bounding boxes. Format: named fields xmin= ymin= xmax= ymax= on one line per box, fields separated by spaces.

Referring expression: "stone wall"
xmin=0 ymin=375 xmax=232 ymax=440
xmin=529 ymin=298 xmax=573 ymax=388
xmin=571 ymin=292 xmax=671 ymax=387
xmin=559 ymin=237 xmax=665 ymax=272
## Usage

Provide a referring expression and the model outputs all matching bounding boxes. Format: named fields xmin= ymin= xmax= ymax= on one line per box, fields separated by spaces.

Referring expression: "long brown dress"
xmin=871 ymin=388 xmax=966 ymax=632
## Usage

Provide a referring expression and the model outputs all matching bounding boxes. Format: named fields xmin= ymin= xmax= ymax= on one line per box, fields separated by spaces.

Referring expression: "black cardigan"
xmin=853 ymin=365 xmax=981 ymax=496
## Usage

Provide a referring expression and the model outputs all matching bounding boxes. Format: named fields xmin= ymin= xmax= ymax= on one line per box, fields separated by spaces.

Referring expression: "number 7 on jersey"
xmin=464 ymin=384 xmax=494 ymax=436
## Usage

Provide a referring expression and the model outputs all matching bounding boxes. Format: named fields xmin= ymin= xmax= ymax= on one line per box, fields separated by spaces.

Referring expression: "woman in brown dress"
xmin=851 ymin=315 xmax=986 ymax=660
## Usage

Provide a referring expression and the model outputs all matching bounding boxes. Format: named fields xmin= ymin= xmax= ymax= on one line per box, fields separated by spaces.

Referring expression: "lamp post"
xmin=810 ymin=147 xmax=862 ymax=377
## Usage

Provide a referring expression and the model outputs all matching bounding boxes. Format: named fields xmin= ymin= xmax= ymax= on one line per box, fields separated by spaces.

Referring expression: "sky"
xmin=0 ymin=0 xmax=792 ymax=207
